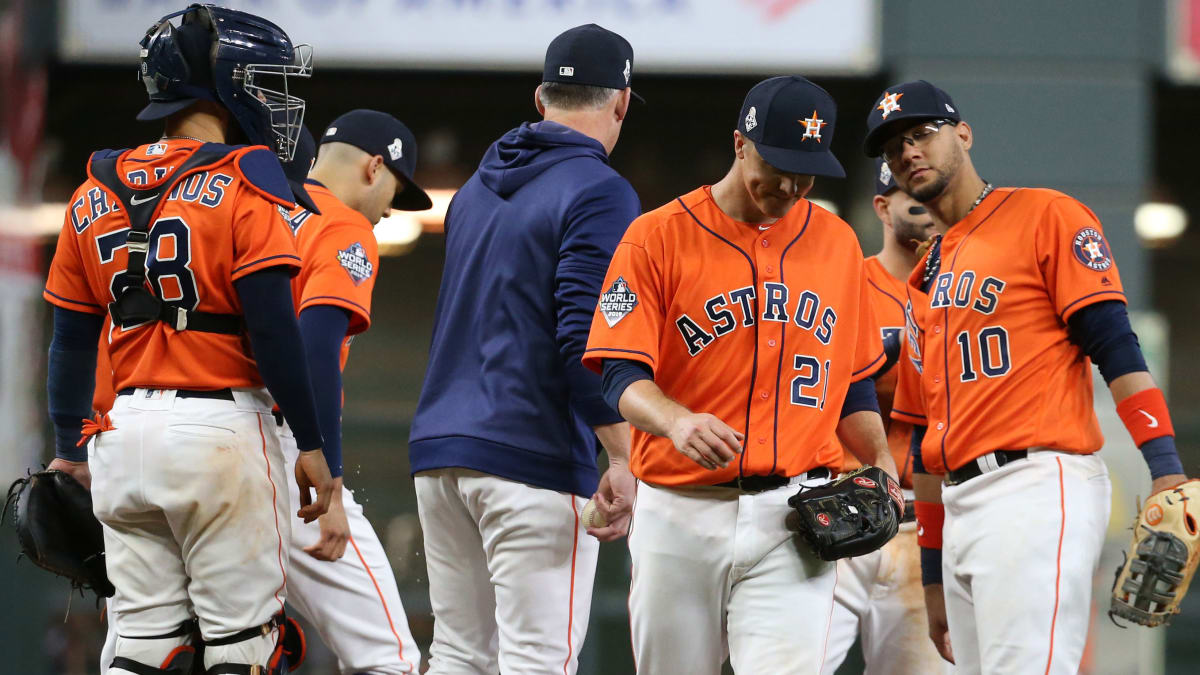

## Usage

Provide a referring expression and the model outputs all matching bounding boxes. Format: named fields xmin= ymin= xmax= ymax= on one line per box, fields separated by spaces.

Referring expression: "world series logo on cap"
xmin=877 ymin=92 xmax=903 ymax=119
xmin=388 ymin=138 xmax=403 ymax=161
xmin=744 ymin=106 xmax=758 ymax=132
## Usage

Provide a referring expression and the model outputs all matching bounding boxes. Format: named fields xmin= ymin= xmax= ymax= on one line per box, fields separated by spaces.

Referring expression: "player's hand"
xmin=48 ymin=458 xmax=91 ymax=491
xmin=304 ymin=481 xmax=348 ymax=561
xmin=295 ymin=449 xmax=336 ymax=523
xmin=924 ymin=583 xmax=955 ymax=664
xmin=587 ymin=459 xmax=636 ymax=542
xmin=667 ymin=413 xmax=743 ymax=470
xmin=1151 ymin=473 xmax=1188 ymax=495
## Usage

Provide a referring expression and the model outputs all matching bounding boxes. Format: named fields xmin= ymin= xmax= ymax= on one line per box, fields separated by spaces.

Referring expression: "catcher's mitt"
xmin=1110 ymin=479 xmax=1200 ymax=627
xmin=4 ymin=469 xmax=114 ymax=597
xmin=788 ymin=465 xmax=903 ymax=562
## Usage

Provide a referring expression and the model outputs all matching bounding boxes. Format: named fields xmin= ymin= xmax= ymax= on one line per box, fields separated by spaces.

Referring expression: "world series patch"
xmin=1072 ymin=227 xmax=1112 ymax=271
xmin=600 ymin=276 xmax=638 ymax=328
xmin=337 ymin=242 xmax=374 ymax=285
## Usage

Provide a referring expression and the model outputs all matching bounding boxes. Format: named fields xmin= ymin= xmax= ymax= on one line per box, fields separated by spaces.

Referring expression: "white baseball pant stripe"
xmin=414 ymin=468 xmax=598 ymax=675
xmin=627 ymin=477 xmax=837 ymax=675
xmin=92 ymin=388 xmax=289 ymax=672
xmin=942 ymin=450 xmax=1110 ymax=675
xmin=279 ymin=426 xmax=423 ymax=674
xmin=822 ymin=525 xmax=948 ymax=675
xmin=102 ymin=423 xmax=425 ymax=675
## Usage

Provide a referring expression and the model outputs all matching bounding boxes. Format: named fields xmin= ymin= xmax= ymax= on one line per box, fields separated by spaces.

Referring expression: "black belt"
xmin=117 ymin=387 xmax=235 ymax=402
xmin=714 ymin=467 xmax=831 ymax=494
xmin=946 ymin=450 xmax=1028 ymax=486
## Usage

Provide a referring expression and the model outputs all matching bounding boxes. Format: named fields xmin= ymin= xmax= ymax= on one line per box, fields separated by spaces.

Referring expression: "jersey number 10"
xmin=956 ymin=326 xmax=1012 ymax=382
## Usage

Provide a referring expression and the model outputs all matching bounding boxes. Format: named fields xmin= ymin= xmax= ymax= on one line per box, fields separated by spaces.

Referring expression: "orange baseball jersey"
xmin=890 ymin=188 xmax=1124 ymax=473
xmin=45 ymin=139 xmax=300 ymax=393
xmin=839 ymin=255 xmax=915 ymax=487
xmin=583 ymin=187 xmax=886 ymax=487
xmin=285 ymin=181 xmax=380 ymax=371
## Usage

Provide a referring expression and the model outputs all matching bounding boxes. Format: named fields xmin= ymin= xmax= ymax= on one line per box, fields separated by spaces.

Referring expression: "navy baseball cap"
xmin=863 ymin=80 xmax=961 ymax=157
xmin=320 ymin=109 xmax=433 ymax=211
xmin=543 ymin=24 xmax=644 ymax=103
xmin=874 ymin=156 xmax=898 ymax=195
xmin=737 ymin=76 xmax=844 ymax=178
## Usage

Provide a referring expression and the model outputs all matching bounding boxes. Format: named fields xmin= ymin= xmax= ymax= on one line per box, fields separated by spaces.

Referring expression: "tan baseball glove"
xmin=1110 ymin=479 xmax=1200 ymax=627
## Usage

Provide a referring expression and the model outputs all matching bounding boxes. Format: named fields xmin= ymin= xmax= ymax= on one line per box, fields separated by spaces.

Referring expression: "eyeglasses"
xmin=880 ymin=119 xmax=956 ymax=164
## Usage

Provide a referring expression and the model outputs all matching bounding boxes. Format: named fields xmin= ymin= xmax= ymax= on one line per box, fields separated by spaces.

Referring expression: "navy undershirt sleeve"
xmin=234 ymin=268 xmax=326 ymax=457
xmin=840 ymin=377 xmax=880 ymax=419
xmin=1067 ymin=300 xmax=1147 ymax=383
xmin=299 ymin=305 xmax=350 ymax=478
xmin=47 ymin=307 xmax=104 ymax=461
xmin=910 ymin=424 xmax=928 ymax=474
xmin=601 ymin=358 xmax=654 ymax=413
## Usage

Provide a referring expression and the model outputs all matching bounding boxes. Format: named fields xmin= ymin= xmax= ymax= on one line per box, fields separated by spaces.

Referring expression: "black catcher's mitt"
xmin=788 ymin=465 xmax=903 ymax=562
xmin=4 ymin=469 xmax=114 ymax=597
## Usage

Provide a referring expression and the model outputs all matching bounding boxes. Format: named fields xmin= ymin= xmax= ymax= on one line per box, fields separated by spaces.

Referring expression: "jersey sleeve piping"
xmin=43 ymin=288 xmax=105 ymax=313
xmin=299 ymin=295 xmax=371 ymax=334
xmin=582 ymin=347 xmax=655 ymax=373
xmin=891 ymin=407 xmax=927 ymax=424
xmin=1059 ymin=290 xmax=1127 ymax=322
xmin=231 ymin=253 xmax=302 ymax=280
xmin=851 ymin=349 xmax=887 ymax=381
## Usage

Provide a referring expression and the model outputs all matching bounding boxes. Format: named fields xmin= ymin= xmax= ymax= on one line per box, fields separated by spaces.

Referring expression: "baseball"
xmin=581 ymin=498 xmax=608 ymax=529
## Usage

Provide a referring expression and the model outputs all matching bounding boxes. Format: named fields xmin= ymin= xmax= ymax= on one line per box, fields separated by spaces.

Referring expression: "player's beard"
xmin=908 ymin=149 xmax=963 ymax=203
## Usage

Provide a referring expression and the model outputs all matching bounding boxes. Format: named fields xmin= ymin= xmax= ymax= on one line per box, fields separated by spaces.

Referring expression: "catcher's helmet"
xmin=136 ymin=4 xmax=312 ymax=161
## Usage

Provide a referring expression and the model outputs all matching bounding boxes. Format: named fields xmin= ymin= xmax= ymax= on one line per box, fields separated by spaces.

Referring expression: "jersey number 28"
xmin=97 ymin=216 xmax=200 ymax=309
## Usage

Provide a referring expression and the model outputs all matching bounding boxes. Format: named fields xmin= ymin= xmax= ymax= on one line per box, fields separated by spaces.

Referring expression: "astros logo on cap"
xmin=877 ymin=92 xmax=903 ymax=119
xmin=800 ymin=110 xmax=826 ymax=142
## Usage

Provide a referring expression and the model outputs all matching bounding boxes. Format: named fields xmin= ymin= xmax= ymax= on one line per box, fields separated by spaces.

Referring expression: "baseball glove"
xmin=1110 ymin=479 xmax=1200 ymax=627
xmin=788 ymin=465 xmax=903 ymax=562
xmin=3 ymin=469 xmax=114 ymax=597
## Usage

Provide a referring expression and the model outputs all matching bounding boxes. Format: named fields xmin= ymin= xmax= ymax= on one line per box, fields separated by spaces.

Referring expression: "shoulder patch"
xmin=336 ymin=242 xmax=375 ymax=285
xmin=599 ymin=276 xmax=639 ymax=327
xmin=237 ymin=147 xmax=295 ymax=208
xmin=1071 ymin=227 xmax=1113 ymax=272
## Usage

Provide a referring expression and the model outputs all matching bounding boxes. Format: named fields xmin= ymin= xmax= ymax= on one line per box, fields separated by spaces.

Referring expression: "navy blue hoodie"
xmin=409 ymin=121 xmax=640 ymax=497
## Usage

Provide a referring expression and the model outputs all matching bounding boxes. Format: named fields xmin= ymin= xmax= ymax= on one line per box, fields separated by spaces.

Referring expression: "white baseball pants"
xmin=823 ymin=525 xmax=947 ymax=675
xmin=101 ymin=424 xmax=425 ymax=675
xmin=627 ymin=477 xmax=837 ymax=675
xmin=941 ymin=450 xmax=1111 ymax=675
xmin=414 ymin=468 xmax=598 ymax=675
xmin=92 ymin=388 xmax=289 ymax=672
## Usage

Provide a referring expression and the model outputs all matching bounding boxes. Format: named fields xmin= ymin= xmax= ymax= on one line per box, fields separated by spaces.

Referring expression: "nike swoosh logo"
xmin=1139 ymin=409 xmax=1159 ymax=428
xmin=130 ymin=193 xmax=160 ymax=206
xmin=758 ymin=225 xmax=771 ymax=231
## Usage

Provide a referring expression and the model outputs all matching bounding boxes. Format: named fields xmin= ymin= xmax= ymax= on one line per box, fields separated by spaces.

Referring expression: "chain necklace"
xmin=160 ymin=134 xmax=206 ymax=143
xmin=967 ymin=181 xmax=994 ymax=216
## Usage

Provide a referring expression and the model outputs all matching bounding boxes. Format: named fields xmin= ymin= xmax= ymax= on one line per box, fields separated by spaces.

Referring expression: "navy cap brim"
xmin=863 ymin=112 xmax=948 ymax=157
xmin=756 ymin=142 xmax=845 ymax=179
xmin=287 ymin=180 xmax=322 ymax=216
xmin=391 ymin=173 xmax=433 ymax=211
xmin=136 ymin=98 xmax=198 ymax=122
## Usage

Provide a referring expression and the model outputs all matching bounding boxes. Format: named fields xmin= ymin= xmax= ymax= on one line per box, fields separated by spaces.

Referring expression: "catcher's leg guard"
xmin=204 ymin=612 xmax=295 ymax=675
xmin=108 ymin=620 xmax=198 ymax=675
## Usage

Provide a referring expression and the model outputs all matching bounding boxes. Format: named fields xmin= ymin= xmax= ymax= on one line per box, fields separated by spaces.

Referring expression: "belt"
xmin=117 ymin=387 xmax=235 ymax=402
xmin=714 ymin=467 xmax=831 ymax=494
xmin=946 ymin=449 xmax=1028 ymax=486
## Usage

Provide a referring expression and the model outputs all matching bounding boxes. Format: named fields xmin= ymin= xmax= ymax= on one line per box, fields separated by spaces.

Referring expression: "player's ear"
xmin=614 ymin=88 xmax=631 ymax=122
xmin=534 ymin=85 xmax=548 ymax=117
xmin=872 ymin=194 xmax=892 ymax=226
xmin=365 ymin=155 xmax=385 ymax=185
xmin=733 ymin=130 xmax=746 ymax=160
xmin=955 ymin=121 xmax=974 ymax=151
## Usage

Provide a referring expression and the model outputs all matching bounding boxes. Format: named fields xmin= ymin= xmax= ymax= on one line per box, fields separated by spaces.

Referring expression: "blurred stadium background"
xmin=2 ymin=1 xmax=1199 ymax=673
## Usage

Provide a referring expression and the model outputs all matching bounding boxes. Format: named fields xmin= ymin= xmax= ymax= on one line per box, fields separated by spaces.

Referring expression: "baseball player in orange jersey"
xmin=865 ymin=80 xmax=1189 ymax=674
xmin=583 ymin=76 xmax=899 ymax=674
xmin=43 ymin=5 xmax=336 ymax=674
xmin=98 ymin=115 xmax=430 ymax=674
xmin=822 ymin=157 xmax=942 ymax=675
